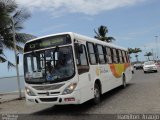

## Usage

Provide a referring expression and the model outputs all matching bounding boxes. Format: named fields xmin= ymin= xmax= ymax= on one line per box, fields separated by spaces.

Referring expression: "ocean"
xmin=0 ymin=76 xmax=25 ymax=94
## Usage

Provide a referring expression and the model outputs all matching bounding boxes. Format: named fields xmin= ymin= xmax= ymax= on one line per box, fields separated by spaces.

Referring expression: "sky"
xmin=1 ymin=0 xmax=160 ymax=77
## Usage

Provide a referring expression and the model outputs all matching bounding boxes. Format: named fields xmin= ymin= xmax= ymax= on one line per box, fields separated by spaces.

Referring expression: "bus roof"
xmin=25 ymin=32 xmax=128 ymax=51
xmin=72 ymin=33 xmax=127 ymax=51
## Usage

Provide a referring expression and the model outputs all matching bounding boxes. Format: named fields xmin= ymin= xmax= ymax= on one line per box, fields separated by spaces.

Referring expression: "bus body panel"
xmin=24 ymin=32 xmax=132 ymax=105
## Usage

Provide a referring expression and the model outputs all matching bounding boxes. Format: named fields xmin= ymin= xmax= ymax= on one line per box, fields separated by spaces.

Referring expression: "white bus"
xmin=23 ymin=32 xmax=132 ymax=105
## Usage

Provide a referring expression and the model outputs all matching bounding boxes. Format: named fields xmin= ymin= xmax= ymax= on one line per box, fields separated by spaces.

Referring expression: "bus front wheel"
xmin=92 ymin=83 xmax=101 ymax=104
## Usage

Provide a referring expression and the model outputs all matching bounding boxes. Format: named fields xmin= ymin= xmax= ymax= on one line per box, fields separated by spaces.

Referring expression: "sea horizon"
xmin=0 ymin=76 xmax=25 ymax=94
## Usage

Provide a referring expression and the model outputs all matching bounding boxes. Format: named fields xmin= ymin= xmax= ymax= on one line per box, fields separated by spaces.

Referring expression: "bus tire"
xmin=122 ymin=75 xmax=126 ymax=88
xmin=92 ymin=83 xmax=101 ymax=104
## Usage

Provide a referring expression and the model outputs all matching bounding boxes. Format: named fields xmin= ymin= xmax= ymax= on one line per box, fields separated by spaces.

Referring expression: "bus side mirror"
xmin=78 ymin=45 xmax=83 ymax=54
xmin=17 ymin=54 xmax=19 ymax=65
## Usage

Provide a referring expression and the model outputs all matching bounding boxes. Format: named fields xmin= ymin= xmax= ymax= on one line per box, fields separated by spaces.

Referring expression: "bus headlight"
xmin=25 ymin=87 xmax=36 ymax=96
xmin=62 ymin=83 xmax=77 ymax=95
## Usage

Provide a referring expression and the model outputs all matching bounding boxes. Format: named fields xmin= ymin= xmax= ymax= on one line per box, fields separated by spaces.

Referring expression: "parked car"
xmin=134 ymin=63 xmax=143 ymax=70
xmin=143 ymin=61 xmax=158 ymax=73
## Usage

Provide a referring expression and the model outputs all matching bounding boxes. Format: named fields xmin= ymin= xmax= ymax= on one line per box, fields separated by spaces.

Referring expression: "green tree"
xmin=128 ymin=48 xmax=142 ymax=62
xmin=144 ymin=52 xmax=153 ymax=61
xmin=128 ymin=48 xmax=134 ymax=54
xmin=133 ymin=48 xmax=142 ymax=62
xmin=94 ymin=25 xmax=115 ymax=42
xmin=0 ymin=0 xmax=36 ymax=69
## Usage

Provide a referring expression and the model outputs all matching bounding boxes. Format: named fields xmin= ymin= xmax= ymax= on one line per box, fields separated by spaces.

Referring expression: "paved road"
xmin=0 ymin=69 xmax=160 ymax=115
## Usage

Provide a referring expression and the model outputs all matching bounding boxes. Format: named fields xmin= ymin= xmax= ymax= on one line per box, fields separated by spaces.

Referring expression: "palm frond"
xmin=13 ymin=9 xmax=30 ymax=22
xmin=0 ymin=0 xmax=17 ymax=13
xmin=0 ymin=54 xmax=15 ymax=69
xmin=16 ymin=45 xmax=24 ymax=53
xmin=16 ymin=33 xmax=37 ymax=43
xmin=2 ymin=38 xmax=24 ymax=53
xmin=7 ymin=60 xmax=15 ymax=70
xmin=94 ymin=25 xmax=114 ymax=43
xmin=98 ymin=25 xmax=108 ymax=37
xmin=0 ymin=0 xmax=31 ymax=70
xmin=106 ymin=36 xmax=115 ymax=42
xmin=94 ymin=29 xmax=101 ymax=38
xmin=0 ymin=55 xmax=7 ymax=62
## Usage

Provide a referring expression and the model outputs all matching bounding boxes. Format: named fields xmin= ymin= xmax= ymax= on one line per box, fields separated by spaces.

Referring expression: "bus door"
xmin=74 ymin=43 xmax=91 ymax=102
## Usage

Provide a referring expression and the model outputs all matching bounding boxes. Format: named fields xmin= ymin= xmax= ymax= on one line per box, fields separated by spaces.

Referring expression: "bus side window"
xmin=105 ymin=47 xmax=112 ymax=64
xmin=125 ymin=52 xmax=130 ymax=63
xmin=121 ymin=51 xmax=125 ymax=63
xmin=118 ymin=50 xmax=123 ymax=63
xmin=112 ymin=48 xmax=118 ymax=63
xmin=97 ymin=44 xmax=106 ymax=64
xmin=110 ymin=48 xmax=114 ymax=63
xmin=87 ymin=42 xmax=97 ymax=65
xmin=116 ymin=49 xmax=120 ymax=63
xmin=75 ymin=44 xmax=89 ymax=74
xmin=122 ymin=51 xmax=127 ymax=63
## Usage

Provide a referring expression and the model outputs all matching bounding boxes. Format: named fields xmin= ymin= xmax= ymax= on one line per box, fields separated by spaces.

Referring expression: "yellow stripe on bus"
xmin=109 ymin=63 xmax=130 ymax=78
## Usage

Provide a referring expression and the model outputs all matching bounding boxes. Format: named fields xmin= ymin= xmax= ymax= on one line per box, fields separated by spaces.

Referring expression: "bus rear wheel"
xmin=92 ymin=83 xmax=101 ymax=104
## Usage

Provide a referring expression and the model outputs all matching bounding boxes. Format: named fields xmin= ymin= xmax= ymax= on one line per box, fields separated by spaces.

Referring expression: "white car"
xmin=134 ymin=63 xmax=143 ymax=70
xmin=143 ymin=61 xmax=158 ymax=73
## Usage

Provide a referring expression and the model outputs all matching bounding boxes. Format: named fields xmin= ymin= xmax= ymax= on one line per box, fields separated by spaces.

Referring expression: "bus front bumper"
xmin=25 ymin=90 xmax=81 ymax=105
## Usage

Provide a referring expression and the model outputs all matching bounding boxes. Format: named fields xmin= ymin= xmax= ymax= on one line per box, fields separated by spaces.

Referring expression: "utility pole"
xmin=155 ymin=36 xmax=159 ymax=61
xmin=11 ymin=17 xmax=22 ymax=99
xmin=151 ymin=49 xmax=154 ymax=61
xmin=144 ymin=46 xmax=147 ymax=61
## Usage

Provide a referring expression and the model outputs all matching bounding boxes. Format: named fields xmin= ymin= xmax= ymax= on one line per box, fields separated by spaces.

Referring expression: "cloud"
xmin=16 ymin=0 xmax=145 ymax=16
xmin=37 ymin=24 xmax=67 ymax=34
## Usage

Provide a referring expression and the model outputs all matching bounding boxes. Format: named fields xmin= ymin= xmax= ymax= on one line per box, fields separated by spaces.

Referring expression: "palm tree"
xmin=128 ymin=48 xmax=142 ymax=62
xmin=0 ymin=0 xmax=36 ymax=68
xmin=128 ymin=48 xmax=134 ymax=61
xmin=144 ymin=52 xmax=153 ymax=61
xmin=94 ymin=25 xmax=115 ymax=42
xmin=133 ymin=48 xmax=142 ymax=62
xmin=128 ymin=48 xmax=134 ymax=54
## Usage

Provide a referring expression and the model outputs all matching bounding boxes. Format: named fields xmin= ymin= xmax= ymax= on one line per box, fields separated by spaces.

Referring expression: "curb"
xmin=0 ymin=92 xmax=25 ymax=104
xmin=0 ymin=97 xmax=25 ymax=104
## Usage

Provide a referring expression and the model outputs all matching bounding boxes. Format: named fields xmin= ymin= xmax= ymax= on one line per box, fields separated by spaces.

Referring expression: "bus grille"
xmin=40 ymin=97 xmax=58 ymax=102
xmin=32 ymin=84 xmax=64 ymax=90
xmin=38 ymin=92 xmax=60 ymax=96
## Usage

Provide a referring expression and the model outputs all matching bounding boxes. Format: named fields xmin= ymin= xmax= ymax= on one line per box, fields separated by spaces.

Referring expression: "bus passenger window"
xmin=125 ymin=52 xmax=130 ymax=63
xmin=97 ymin=45 xmax=105 ymax=64
xmin=112 ymin=48 xmax=118 ymax=63
xmin=122 ymin=51 xmax=127 ymax=63
xmin=118 ymin=50 xmax=123 ymax=63
xmin=87 ymin=42 xmax=97 ymax=65
xmin=105 ymin=47 xmax=112 ymax=63
xmin=116 ymin=49 xmax=120 ymax=63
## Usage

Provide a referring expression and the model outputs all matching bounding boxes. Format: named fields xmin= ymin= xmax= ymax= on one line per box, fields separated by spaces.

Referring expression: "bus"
xmin=23 ymin=32 xmax=132 ymax=105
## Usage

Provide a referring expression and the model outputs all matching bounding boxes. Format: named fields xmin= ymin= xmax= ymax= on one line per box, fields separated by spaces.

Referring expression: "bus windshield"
xmin=24 ymin=46 xmax=75 ymax=84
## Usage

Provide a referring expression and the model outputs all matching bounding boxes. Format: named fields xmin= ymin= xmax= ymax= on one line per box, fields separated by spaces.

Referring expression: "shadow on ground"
xmin=33 ymin=83 xmax=134 ymax=115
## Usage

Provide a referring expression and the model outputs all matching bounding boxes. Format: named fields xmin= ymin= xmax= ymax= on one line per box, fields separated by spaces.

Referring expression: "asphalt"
xmin=0 ymin=68 xmax=160 ymax=116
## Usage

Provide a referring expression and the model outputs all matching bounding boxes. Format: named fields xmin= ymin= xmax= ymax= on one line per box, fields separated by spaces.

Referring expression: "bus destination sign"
xmin=24 ymin=34 xmax=71 ymax=52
